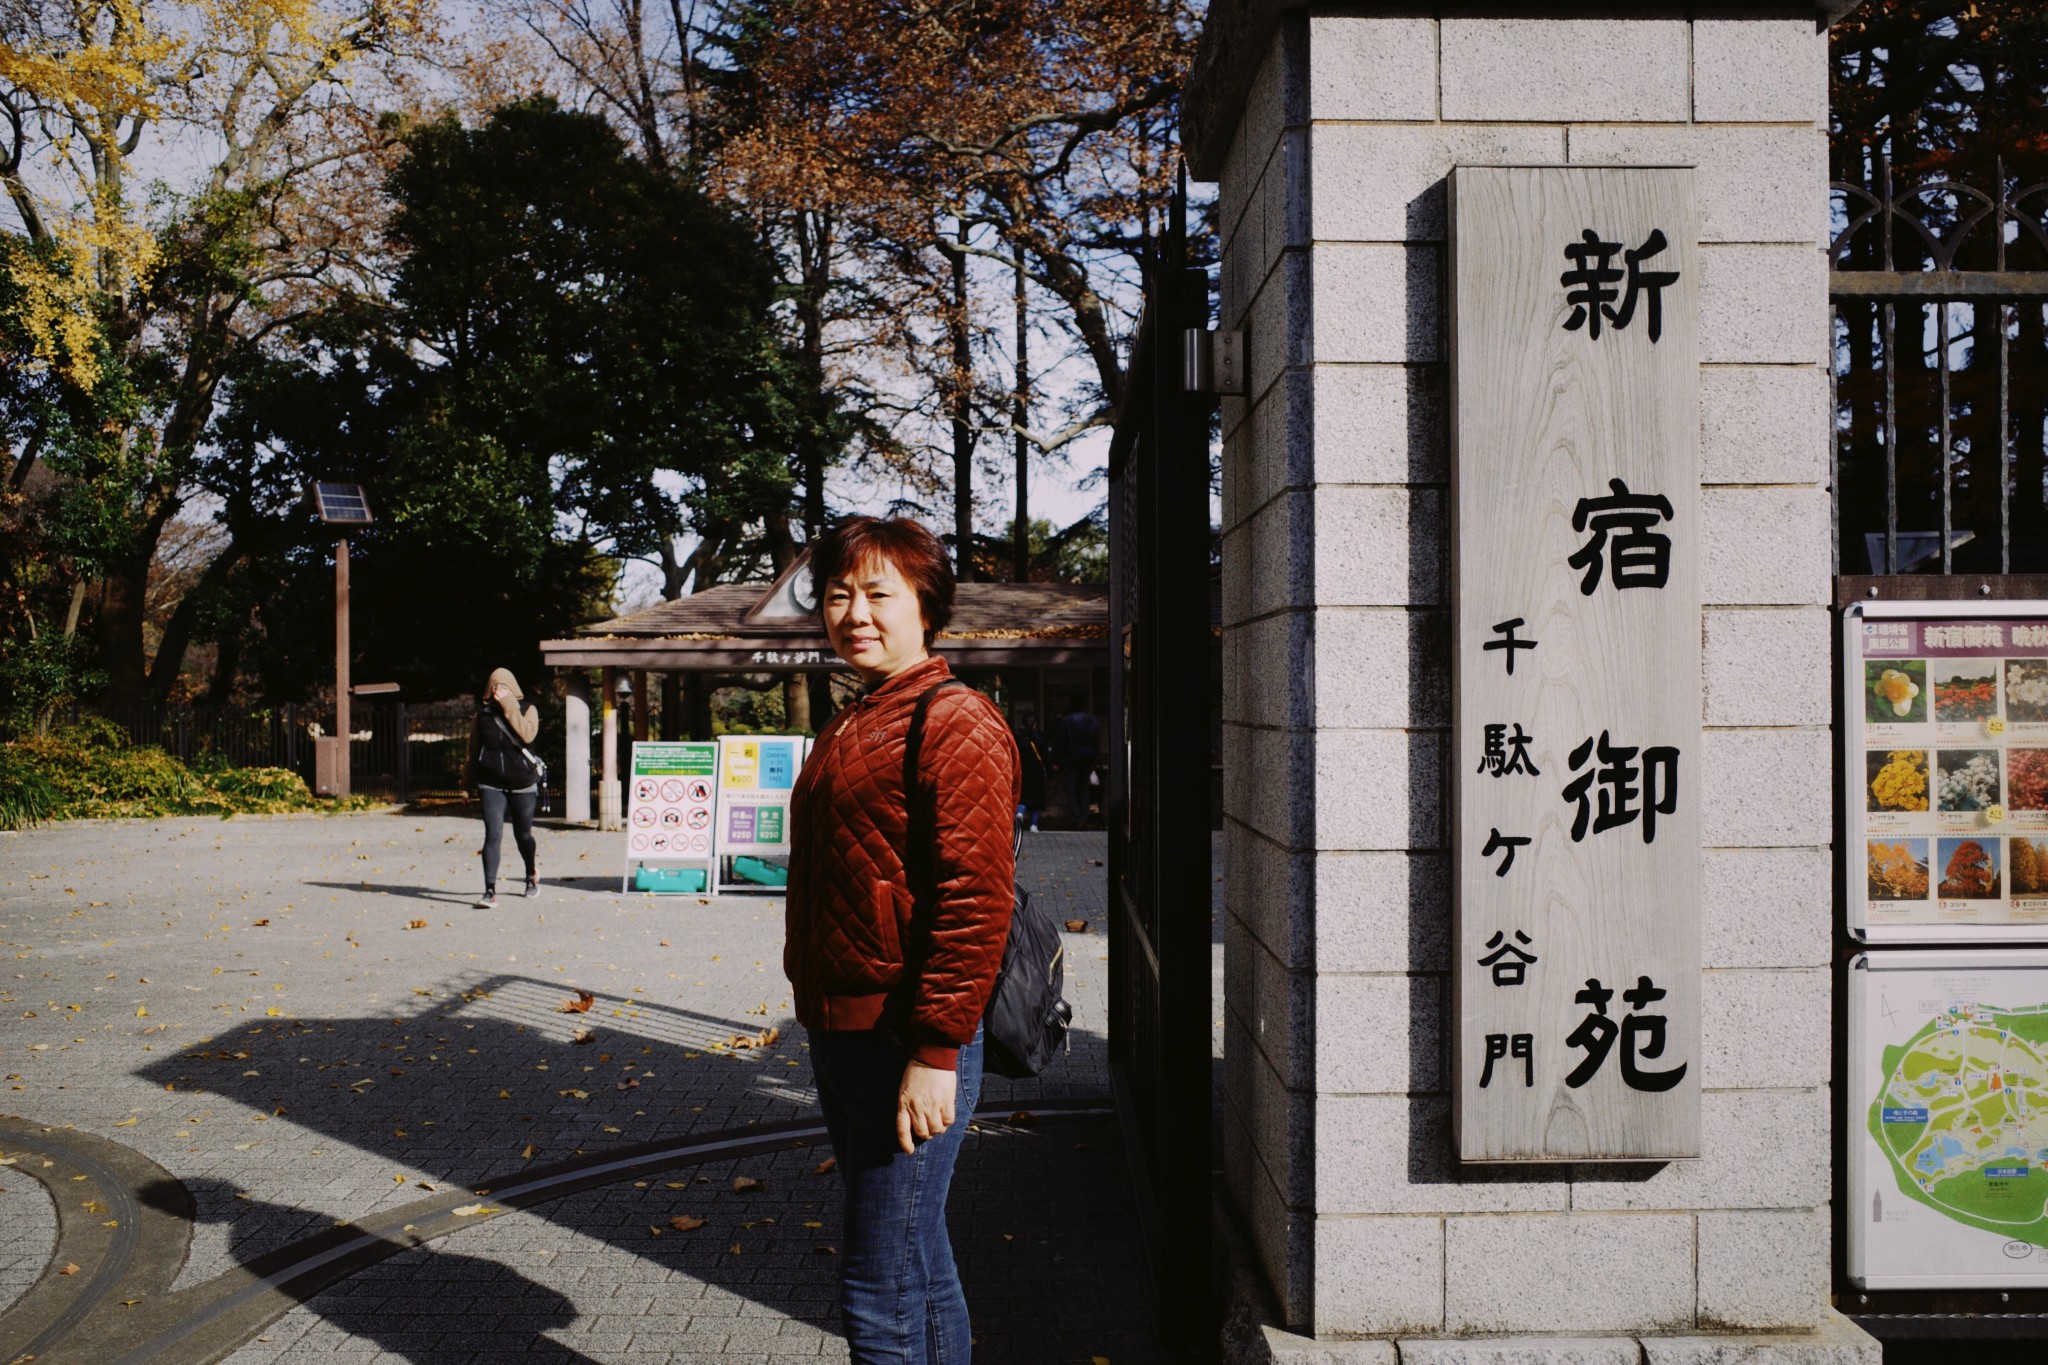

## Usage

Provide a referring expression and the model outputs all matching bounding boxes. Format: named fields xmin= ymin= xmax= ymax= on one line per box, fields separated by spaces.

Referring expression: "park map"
xmin=1872 ymin=1001 xmax=2048 ymax=1247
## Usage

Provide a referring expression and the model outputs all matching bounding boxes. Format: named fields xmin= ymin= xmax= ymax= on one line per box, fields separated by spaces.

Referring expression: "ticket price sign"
xmin=621 ymin=741 xmax=719 ymax=890
xmin=1449 ymin=167 xmax=1702 ymax=1161
xmin=714 ymin=735 xmax=802 ymax=891
xmin=1849 ymin=949 xmax=2048 ymax=1288
xmin=1845 ymin=603 xmax=2048 ymax=942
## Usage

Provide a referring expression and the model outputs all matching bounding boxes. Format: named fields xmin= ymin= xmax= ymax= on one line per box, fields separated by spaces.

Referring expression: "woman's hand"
xmin=895 ymin=1059 xmax=956 ymax=1153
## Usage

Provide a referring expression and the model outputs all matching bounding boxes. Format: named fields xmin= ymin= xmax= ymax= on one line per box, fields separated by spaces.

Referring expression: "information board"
xmin=1449 ymin=166 xmax=1702 ymax=1161
xmin=714 ymin=734 xmax=803 ymax=890
xmin=621 ymin=741 xmax=719 ymax=889
xmin=1849 ymin=949 xmax=2048 ymax=1288
xmin=1845 ymin=602 xmax=2048 ymax=942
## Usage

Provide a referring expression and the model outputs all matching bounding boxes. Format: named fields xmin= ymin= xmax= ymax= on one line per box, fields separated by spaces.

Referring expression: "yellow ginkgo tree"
xmin=0 ymin=0 xmax=435 ymax=706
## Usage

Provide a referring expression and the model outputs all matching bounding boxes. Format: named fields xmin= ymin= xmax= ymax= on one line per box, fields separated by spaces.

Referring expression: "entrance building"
xmin=1188 ymin=3 xmax=1867 ymax=1359
xmin=539 ymin=553 xmax=1112 ymax=828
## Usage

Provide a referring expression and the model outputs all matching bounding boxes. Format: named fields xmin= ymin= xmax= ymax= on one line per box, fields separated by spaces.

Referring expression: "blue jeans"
xmin=810 ymin=1023 xmax=984 ymax=1365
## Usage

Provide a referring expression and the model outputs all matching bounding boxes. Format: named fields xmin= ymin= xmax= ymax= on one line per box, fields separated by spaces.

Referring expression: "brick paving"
xmin=0 ymin=1172 xmax=53 ymax=1315
xmin=0 ymin=812 xmax=1152 ymax=1362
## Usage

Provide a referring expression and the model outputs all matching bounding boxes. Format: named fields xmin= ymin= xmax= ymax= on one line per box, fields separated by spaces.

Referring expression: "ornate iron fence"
xmin=1830 ymin=157 xmax=2048 ymax=576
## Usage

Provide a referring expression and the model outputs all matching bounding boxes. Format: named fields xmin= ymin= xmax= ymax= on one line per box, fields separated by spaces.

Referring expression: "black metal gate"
xmin=1831 ymin=158 xmax=2048 ymax=1352
xmin=1106 ymin=181 xmax=1216 ymax=1360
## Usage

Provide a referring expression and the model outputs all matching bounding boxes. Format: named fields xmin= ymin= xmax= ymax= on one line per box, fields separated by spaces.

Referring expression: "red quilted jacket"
xmin=785 ymin=657 xmax=1021 ymax=1070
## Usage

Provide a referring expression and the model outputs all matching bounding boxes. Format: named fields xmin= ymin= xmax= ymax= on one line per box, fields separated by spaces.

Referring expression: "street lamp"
xmin=311 ymin=482 xmax=373 ymax=798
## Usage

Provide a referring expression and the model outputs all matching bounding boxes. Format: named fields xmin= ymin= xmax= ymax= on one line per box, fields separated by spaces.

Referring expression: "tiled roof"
xmin=579 ymin=581 xmax=1108 ymax=640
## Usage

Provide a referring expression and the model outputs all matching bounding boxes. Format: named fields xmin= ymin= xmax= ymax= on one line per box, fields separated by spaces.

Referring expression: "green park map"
xmin=1871 ymin=1002 xmax=2048 ymax=1247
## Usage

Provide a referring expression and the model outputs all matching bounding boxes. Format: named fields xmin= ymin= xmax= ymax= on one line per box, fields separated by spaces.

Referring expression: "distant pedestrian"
xmin=1014 ymin=719 xmax=1048 ymax=834
xmin=786 ymin=516 xmax=1020 ymax=1364
xmin=470 ymin=667 xmax=541 ymax=908
xmin=1054 ymin=702 xmax=1100 ymax=829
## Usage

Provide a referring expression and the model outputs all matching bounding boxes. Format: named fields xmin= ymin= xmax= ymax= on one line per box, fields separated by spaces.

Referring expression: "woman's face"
xmin=821 ymin=554 xmax=929 ymax=684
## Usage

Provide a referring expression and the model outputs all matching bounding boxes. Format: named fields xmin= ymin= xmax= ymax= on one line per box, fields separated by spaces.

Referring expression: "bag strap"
xmin=488 ymin=709 xmax=546 ymax=778
xmin=900 ymin=680 xmax=970 ymax=891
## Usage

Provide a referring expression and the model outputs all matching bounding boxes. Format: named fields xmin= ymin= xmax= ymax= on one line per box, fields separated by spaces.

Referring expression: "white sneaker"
xmin=474 ymin=891 xmax=498 ymax=909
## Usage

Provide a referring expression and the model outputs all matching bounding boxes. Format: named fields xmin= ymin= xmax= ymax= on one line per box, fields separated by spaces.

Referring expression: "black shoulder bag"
xmin=903 ymin=681 xmax=1072 ymax=1079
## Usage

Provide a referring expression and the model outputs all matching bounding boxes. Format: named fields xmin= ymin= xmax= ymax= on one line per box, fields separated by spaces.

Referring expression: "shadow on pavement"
xmin=132 ymin=974 xmax=1156 ymax=1362
xmin=134 ymin=1177 xmax=603 ymax=1363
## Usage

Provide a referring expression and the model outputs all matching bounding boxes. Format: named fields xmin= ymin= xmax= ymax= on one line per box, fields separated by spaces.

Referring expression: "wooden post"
xmin=600 ymin=666 xmax=621 ymax=830
xmin=631 ymin=670 xmax=649 ymax=743
xmin=334 ymin=535 xmax=351 ymax=799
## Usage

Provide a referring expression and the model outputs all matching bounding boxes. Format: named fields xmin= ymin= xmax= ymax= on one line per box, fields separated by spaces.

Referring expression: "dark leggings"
xmin=480 ymin=785 xmax=537 ymax=891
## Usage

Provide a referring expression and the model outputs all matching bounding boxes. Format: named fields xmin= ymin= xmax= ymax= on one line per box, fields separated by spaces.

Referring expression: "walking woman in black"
xmin=471 ymin=667 xmax=541 ymax=908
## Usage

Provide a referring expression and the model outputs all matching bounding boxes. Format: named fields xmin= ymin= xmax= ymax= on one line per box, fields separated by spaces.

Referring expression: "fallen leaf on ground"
xmin=570 ymin=1029 xmax=595 ymax=1045
xmin=559 ymin=991 xmax=595 ymax=1014
xmin=668 ymin=1215 xmax=705 ymax=1231
xmin=557 ymin=1089 xmax=589 ymax=1100
xmin=521 ymin=1143 xmax=537 ymax=1159
xmin=811 ymin=1157 xmax=837 ymax=1176
xmin=728 ymin=1242 xmax=743 ymax=1255
xmin=814 ymin=1245 xmax=837 ymax=1255
xmin=1064 ymin=919 xmax=1088 ymax=933
xmin=452 ymin=1204 xmax=501 ymax=1216
xmin=113 ymin=1117 xmax=137 ymax=1128
xmin=251 ymin=919 xmax=269 ymax=927
xmin=59 ymin=1263 xmax=79 ymax=1275
xmin=135 ymin=1006 xmax=148 ymax=1018
xmin=1009 ymin=1111 xmax=1038 ymax=1126
xmin=732 ymin=1175 xmax=764 ymax=1193
xmin=405 ymin=920 xmax=427 ymax=930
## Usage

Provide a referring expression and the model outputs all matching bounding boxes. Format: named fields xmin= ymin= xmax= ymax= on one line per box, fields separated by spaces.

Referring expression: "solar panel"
xmin=313 ymin=482 xmax=374 ymax=525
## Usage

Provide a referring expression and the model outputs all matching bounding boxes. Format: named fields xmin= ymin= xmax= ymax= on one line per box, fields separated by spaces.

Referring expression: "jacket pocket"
xmin=868 ymin=880 xmax=907 ymax=970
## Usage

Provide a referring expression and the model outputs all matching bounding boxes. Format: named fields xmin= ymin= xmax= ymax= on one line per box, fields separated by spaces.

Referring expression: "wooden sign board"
xmin=1449 ymin=166 xmax=1702 ymax=1162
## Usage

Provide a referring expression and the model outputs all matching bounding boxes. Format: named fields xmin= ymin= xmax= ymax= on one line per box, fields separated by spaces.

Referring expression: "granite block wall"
xmin=1215 ymin=6 xmax=1835 ymax=1338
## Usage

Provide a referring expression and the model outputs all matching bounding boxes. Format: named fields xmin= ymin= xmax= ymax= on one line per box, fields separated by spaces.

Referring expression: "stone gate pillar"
xmin=1187 ymin=4 xmax=1872 ymax=1358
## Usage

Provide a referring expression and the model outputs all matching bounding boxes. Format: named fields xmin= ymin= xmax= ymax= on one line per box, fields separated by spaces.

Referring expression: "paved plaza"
xmin=0 ymin=812 xmax=1168 ymax=1363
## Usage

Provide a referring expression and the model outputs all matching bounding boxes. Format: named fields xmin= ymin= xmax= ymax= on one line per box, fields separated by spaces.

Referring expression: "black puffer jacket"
xmin=473 ymin=701 xmax=541 ymax=791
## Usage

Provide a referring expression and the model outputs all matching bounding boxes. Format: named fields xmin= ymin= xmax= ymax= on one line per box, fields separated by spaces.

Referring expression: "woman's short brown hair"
xmin=810 ymin=516 xmax=956 ymax=644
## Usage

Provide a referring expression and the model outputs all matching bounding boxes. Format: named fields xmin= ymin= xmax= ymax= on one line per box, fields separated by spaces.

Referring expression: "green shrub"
xmin=1 ymin=723 xmax=340 ymax=823
xmin=0 ymin=748 xmax=59 ymax=830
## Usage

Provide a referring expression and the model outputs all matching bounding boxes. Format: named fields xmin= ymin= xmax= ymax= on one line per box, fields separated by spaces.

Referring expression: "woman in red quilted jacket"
xmin=787 ymin=516 xmax=1020 ymax=1364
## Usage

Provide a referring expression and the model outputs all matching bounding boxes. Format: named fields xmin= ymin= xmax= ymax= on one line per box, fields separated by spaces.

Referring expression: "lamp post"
xmin=310 ymin=483 xmax=374 ymax=798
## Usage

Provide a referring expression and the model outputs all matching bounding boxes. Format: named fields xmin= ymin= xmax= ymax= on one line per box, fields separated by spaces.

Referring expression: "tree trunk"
xmin=796 ymin=210 xmax=833 ymax=543
xmin=950 ymin=219 xmax=976 ymax=582
xmin=662 ymin=673 xmax=683 ymax=740
xmin=94 ymin=551 xmax=154 ymax=707
xmin=206 ymin=619 xmax=243 ymax=703
xmin=685 ymin=672 xmax=714 ymax=739
xmin=1012 ymin=254 xmax=1030 ymax=582
xmin=148 ymin=546 xmax=243 ymax=705
xmin=765 ymin=507 xmax=811 ymax=732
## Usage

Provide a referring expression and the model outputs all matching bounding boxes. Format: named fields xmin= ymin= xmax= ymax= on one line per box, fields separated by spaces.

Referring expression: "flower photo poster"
xmin=1849 ymin=604 xmax=2048 ymax=940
